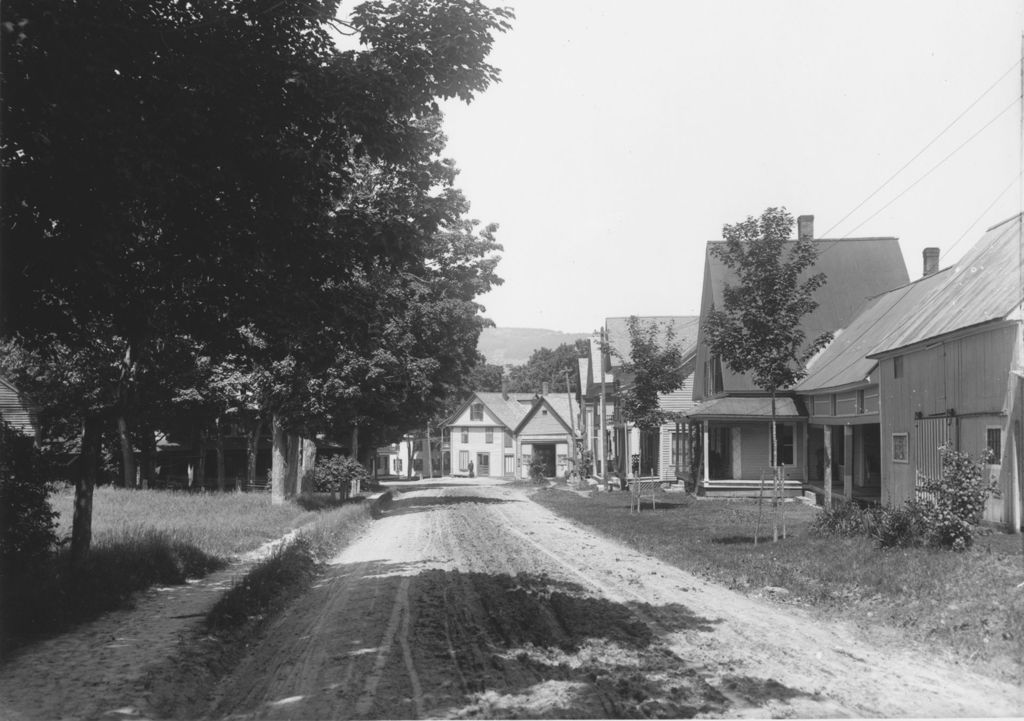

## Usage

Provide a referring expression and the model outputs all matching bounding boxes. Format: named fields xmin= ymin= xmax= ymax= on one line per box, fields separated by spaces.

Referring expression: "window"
xmin=671 ymin=431 xmax=683 ymax=467
xmin=777 ymin=423 xmax=795 ymax=465
xmin=892 ymin=433 xmax=908 ymax=463
xmin=893 ymin=356 xmax=903 ymax=379
xmin=504 ymin=431 xmax=512 ymax=448
xmin=485 ymin=427 xmax=493 ymax=444
xmin=706 ymin=355 xmax=725 ymax=395
xmin=412 ymin=458 xmax=423 ymax=471
xmin=460 ymin=427 xmax=468 ymax=443
xmin=459 ymin=450 xmax=469 ymax=471
xmin=394 ymin=458 xmax=403 ymax=473
xmin=986 ymin=427 xmax=1002 ymax=461
xmin=470 ymin=403 xmax=484 ymax=421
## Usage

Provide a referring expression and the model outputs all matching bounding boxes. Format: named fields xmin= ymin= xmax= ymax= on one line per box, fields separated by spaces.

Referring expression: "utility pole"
xmin=563 ymin=367 xmax=577 ymax=476
xmin=599 ymin=327 xmax=607 ymax=480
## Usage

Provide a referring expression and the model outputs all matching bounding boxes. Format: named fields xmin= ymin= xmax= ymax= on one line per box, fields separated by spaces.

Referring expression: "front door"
xmin=504 ymin=454 xmax=515 ymax=476
xmin=476 ymin=452 xmax=490 ymax=477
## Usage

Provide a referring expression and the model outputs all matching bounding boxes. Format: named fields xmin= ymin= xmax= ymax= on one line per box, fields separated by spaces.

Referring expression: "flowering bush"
xmin=915 ymin=446 xmax=998 ymax=550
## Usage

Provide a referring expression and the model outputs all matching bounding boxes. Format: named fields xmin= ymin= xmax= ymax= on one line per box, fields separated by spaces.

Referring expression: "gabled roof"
xmin=515 ymin=394 xmax=579 ymax=436
xmin=868 ymin=214 xmax=1023 ymax=356
xmin=604 ymin=316 xmax=701 ymax=369
xmin=452 ymin=391 xmax=534 ymax=430
xmin=796 ymin=268 xmax=951 ymax=392
xmin=695 ymin=236 xmax=910 ymax=396
xmin=705 ymin=237 xmax=909 ymax=344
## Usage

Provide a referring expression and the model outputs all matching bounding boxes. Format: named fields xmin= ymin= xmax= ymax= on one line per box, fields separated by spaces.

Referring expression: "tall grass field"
xmin=0 ymin=486 xmax=366 ymax=655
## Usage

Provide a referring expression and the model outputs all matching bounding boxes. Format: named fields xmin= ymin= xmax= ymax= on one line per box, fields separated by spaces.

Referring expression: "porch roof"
xmin=686 ymin=396 xmax=804 ymax=420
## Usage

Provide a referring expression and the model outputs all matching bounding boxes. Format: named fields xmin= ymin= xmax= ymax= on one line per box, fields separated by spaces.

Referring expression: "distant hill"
xmin=477 ymin=327 xmax=590 ymax=367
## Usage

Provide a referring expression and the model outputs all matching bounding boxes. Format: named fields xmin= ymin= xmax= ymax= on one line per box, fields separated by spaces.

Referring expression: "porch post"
xmin=823 ymin=425 xmax=833 ymax=509
xmin=702 ymin=421 xmax=710 ymax=485
xmin=843 ymin=425 xmax=854 ymax=501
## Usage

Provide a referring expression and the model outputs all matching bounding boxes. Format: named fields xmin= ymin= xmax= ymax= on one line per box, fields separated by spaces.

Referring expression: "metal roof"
xmin=686 ymin=396 xmax=804 ymax=420
xmin=868 ymin=214 xmax=1023 ymax=356
xmin=796 ymin=268 xmax=951 ymax=392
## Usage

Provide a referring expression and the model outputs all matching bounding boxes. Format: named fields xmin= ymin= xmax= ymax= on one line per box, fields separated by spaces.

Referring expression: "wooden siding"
xmin=707 ymin=421 xmax=805 ymax=481
xmin=0 ymin=379 xmax=36 ymax=437
xmin=519 ymin=407 xmax=569 ymax=436
xmin=878 ymin=323 xmax=1020 ymax=520
xmin=448 ymin=426 xmax=509 ymax=477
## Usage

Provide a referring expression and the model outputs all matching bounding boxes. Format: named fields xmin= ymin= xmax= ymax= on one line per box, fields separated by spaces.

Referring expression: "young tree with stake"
xmin=702 ymin=208 xmax=831 ymax=542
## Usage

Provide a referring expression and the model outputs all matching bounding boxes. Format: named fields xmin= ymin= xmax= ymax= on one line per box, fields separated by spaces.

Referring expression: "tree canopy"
xmin=1 ymin=0 xmax=512 ymax=556
xmin=615 ymin=317 xmax=685 ymax=431
xmin=702 ymin=207 xmax=830 ymax=399
xmin=504 ymin=340 xmax=588 ymax=394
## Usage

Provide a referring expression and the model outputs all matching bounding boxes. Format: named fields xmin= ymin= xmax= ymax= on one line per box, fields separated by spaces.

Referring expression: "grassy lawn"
xmin=533 ymin=485 xmax=1024 ymax=683
xmin=51 ymin=485 xmax=329 ymax=557
xmin=1 ymin=486 xmax=369 ymax=655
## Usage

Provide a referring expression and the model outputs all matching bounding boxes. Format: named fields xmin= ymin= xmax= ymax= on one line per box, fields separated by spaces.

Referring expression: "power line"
xmin=940 ymin=174 xmax=1021 ymax=262
xmin=839 ymin=95 xmax=1020 ymax=239
xmin=820 ymin=57 xmax=1022 ymax=240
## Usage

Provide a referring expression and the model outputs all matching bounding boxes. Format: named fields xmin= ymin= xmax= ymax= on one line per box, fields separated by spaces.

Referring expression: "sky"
xmin=436 ymin=0 xmax=1024 ymax=333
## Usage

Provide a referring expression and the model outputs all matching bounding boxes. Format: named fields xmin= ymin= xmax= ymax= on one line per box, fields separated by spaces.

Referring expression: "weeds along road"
xmin=208 ymin=483 xmax=1022 ymax=719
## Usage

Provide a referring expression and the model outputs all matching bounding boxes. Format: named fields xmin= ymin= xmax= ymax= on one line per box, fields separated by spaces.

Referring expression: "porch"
xmin=686 ymin=396 xmax=808 ymax=497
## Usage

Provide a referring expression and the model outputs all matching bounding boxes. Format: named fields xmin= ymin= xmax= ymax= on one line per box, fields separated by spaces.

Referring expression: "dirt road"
xmin=206 ymin=483 xmax=1022 ymax=719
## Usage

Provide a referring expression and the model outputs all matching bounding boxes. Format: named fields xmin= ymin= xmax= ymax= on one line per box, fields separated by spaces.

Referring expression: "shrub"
xmin=0 ymin=420 xmax=58 ymax=571
xmin=871 ymin=501 xmax=929 ymax=548
xmin=313 ymin=455 xmax=369 ymax=496
xmin=528 ymin=457 xmax=547 ymax=483
xmin=811 ymin=500 xmax=878 ymax=538
xmin=915 ymin=446 xmax=998 ymax=550
xmin=579 ymin=450 xmax=594 ymax=478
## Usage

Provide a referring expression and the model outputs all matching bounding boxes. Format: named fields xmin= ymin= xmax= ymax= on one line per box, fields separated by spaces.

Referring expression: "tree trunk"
xmin=770 ymin=390 xmax=779 ymax=543
xmin=215 ymin=417 xmax=226 ymax=492
xmin=139 ymin=425 xmax=156 ymax=490
xmin=299 ymin=437 xmax=317 ymax=497
xmin=116 ymin=415 xmax=136 ymax=489
xmin=350 ymin=426 xmax=360 ymax=495
xmin=196 ymin=429 xmax=208 ymax=491
xmin=425 ymin=426 xmax=433 ymax=478
xmin=407 ymin=435 xmax=414 ymax=479
xmin=71 ymin=416 xmax=101 ymax=565
xmin=285 ymin=433 xmax=300 ymax=498
xmin=271 ymin=414 xmax=286 ymax=505
xmin=246 ymin=417 xmax=263 ymax=490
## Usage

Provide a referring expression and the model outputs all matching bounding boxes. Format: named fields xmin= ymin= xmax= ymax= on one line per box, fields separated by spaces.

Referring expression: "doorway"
xmin=476 ymin=452 xmax=491 ymax=477
xmin=532 ymin=443 xmax=556 ymax=477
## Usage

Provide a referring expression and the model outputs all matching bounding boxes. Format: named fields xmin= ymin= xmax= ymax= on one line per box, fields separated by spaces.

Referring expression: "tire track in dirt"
xmin=489 ymin=491 xmax=1023 ymax=718
xmin=203 ymin=483 xmax=1022 ymax=719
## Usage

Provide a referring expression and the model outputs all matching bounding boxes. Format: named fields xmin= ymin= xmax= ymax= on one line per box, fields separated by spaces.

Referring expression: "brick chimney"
xmin=541 ymin=381 xmax=550 ymax=396
xmin=501 ymin=376 xmax=509 ymax=400
xmin=922 ymin=247 xmax=940 ymax=277
xmin=797 ymin=215 xmax=814 ymax=241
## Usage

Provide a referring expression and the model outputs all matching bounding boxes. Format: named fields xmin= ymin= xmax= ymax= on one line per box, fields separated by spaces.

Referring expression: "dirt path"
xmin=204 ymin=483 xmax=1023 ymax=719
xmin=0 ymin=530 xmax=304 ymax=721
